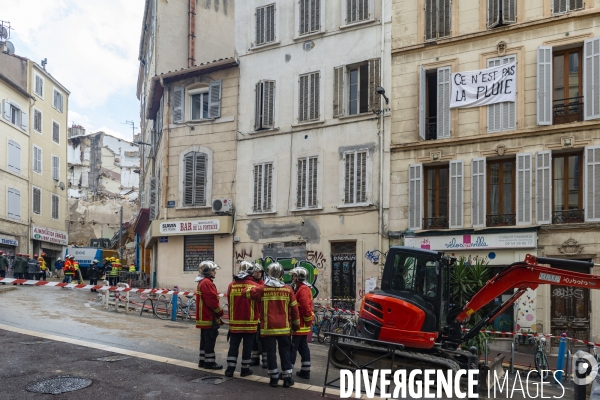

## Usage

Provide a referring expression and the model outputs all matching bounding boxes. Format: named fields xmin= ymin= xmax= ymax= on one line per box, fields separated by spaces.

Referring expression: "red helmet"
xmin=34 ymin=254 xmax=38 ymax=258
xmin=41 ymin=252 xmax=47 ymax=257
xmin=0 ymin=250 xmax=3 ymax=255
xmin=24 ymin=254 xmax=29 ymax=258
xmin=16 ymin=253 xmax=21 ymax=256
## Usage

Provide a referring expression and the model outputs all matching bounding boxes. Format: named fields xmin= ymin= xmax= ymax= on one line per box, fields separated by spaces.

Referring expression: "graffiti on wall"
xmin=235 ymin=248 xmax=253 ymax=260
xmin=256 ymin=256 xmax=320 ymax=298
xmin=307 ymin=250 xmax=326 ymax=269
xmin=364 ymin=250 xmax=380 ymax=264
xmin=553 ymin=287 xmax=584 ymax=300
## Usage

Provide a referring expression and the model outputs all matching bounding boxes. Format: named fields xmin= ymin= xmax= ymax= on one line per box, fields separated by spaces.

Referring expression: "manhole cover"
xmin=94 ymin=355 xmax=130 ymax=362
xmin=192 ymin=376 xmax=232 ymax=385
xmin=27 ymin=376 xmax=92 ymax=394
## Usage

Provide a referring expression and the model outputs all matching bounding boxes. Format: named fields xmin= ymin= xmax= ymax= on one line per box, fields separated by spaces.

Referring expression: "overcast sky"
xmin=3 ymin=0 xmax=144 ymax=141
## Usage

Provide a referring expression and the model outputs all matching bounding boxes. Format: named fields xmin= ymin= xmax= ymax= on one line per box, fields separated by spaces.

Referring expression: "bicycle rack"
xmin=322 ymin=332 xmax=404 ymax=397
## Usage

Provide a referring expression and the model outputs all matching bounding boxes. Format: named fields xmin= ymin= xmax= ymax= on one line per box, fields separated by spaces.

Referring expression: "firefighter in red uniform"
xmin=195 ymin=260 xmax=224 ymax=370
xmin=225 ymin=261 xmax=260 ymax=377
xmin=243 ymin=263 xmax=300 ymax=388
xmin=289 ymin=266 xmax=313 ymax=379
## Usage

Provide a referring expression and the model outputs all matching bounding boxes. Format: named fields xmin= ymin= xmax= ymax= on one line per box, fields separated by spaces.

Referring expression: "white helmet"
xmin=92 ymin=259 xmax=99 ymax=264
xmin=200 ymin=260 xmax=220 ymax=277
xmin=291 ymin=266 xmax=309 ymax=282
xmin=264 ymin=263 xmax=285 ymax=287
xmin=236 ymin=261 xmax=254 ymax=279
xmin=57 ymin=257 xmax=62 ymax=261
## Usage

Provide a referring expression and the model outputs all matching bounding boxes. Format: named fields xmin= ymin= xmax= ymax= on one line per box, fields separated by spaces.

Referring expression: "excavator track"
xmin=329 ymin=340 xmax=461 ymax=373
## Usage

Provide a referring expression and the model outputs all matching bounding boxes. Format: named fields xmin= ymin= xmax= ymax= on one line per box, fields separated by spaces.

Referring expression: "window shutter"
xmin=149 ymin=177 xmax=157 ymax=220
xmin=194 ymin=153 xmax=207 ymax=206
xmin=183 ymin=153 xmax=194 ymax=206
xmin=33 ymin=147 xmax=41 ymax=173
xmin=311 ymin=0 xmax=320 ymax=32
xmin=34 ymin=110 xmax=41 ymax=132
xmin=300 ymin=0 xmax=308 ymax=35
xmin=471 ymin=158 xmax=486 ymax=228
xmin=265 ymin=163 xmax=273 ymax=211
xmin=438 ymin=0 xmax=451 ymax=38
xmin=262 ymin=80 xmax=275 ymax=128
xmin=267 ymin=4 xmax=275 ymax=42
xmin=208 ymin=80 xmax=222 ymax=119
xmin=297 ymin=158 xmax=307 ymax=208
xmin=569 ymin=0 xmax=583 ymax=10
xmin=35 ymin=76 xmax=43 ymax=96
xmin=585 ymin=146 xmax=600 ymax=222
xmin=52 ymin=195 xmax=59 ymax=219
xmin=308 ymin=157 xmax=318 ymax=207
xmin=299 ymin=74 xmax=309 ymax=122
xmin=21 ymin=111 xmax=27 ymax=131
xmin=53 ymin=122 xmax=60 ymax=143
xmin=357 ymin=151 xmax=367 ymax=203
xmin=8 ymin=140 xmax=21 ymax=174
xmin=449 ymin=160 xmax=464 ymax=228
xmin=172 ymin=87 xmax=184 ymax=123
xmin=7 ymin=188 xmax=20 ymax=220
xmin=255 ymin=81 xmax=262 ymax=131
xmin=425 ymin=0 xmax=437 ymax=40
xmin=344 ymin=152 xmax=355 ymax=204
xmin=488 ymin=0 xmax=500 ymax=28
xmin=584 ymin=37 xmax=600 ymax=121
xmin=502 ymin=0 xmax=516 ymax=23
xmin=3 ymin=99 xmax=10 ymax=121
xmin=33 ymin=188 xmax=41 ymax=215
xmin=310 ymin=72 xmax=320 ymax=120
xmin=256 ymin=6 xmax=265 ymax=45
xmin=347 ymin=0 xmax=354 ymax=23
xmin=552 ymin=0 xmax=567 ymax=14
xmin=408 ymin=164 xmax=423 ymax=230
xmin=52 ymin=156 xmax=60 ymax=181
xmin=537 ymin=46 xmax=553 ymax=125
xmin=502 ymin=55 xmax=517 ymax=130
xmin=516 ymin=153 xmax=532 ymax=225
xmin=437 ymin=66 xmax=451 ymax=138
xmin=419 ymin=65 xmax=426 ymax=140
xmin=333 ymin=66 xmax=344 ymax=117
xmin=253 ymin=164 xmax=262 ymax=212
xmin=368 ymin=58 xmax=381 ymax=112
xmin=536 ymin=151 xmax=552 ymax=225
xmin=487 ymin=58 xmax=502 ymax=132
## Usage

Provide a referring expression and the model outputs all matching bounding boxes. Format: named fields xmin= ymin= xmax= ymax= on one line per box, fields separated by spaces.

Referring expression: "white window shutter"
xmin=584 ymin=37 xmax=600 ymax=121
xmin=437 ymin=66 xmax=451 ymax=138
xmin=7 ymin=188 xmax=20 ymax=219
xmin=537 ymin=46 xmax=553 ymax=125
xmin=256 ymin=6 xmax=265 ymax=45
xmin=3 ymin=99 xmax=10 ymax=121
xmin=333 ymin=66 xmax=345 ymax=117
xmin=308 ymin=156 xmax=318 ymax=207
xmin=262 ymin=80 xmax=275 ymax=128
xmin=487 ymin=58 xmax=502 ymax=132
xmin=8 ymin=140 xmax=21 ymax=174
xmin=253 ymin=164 xmax=262 ymax=212
xmin=552 ymin=0 xmax=567 ymax=14
xmin=208 ymin=80 xmax=222 ymax=119
xmin=419 ymin=65 xmax=426 ymax=140
xmin=21 ymin=111 xmax=27 ymax=131
xmin=488 ymin=0 xmax=500 ymax=28
xmin=310 ymin=72 xmax=320 ymax=120
xmin=299 ymin=74 xmax=309 ymax=122
xmin=503 ymin=0 xmax=516 ymax=23
xmin=449 ymin=160 xmax=464 ymax=228
xmin=254 ymin=81 xmax=262 ymax=131
xmin=297 ymin=158 xmax=307 ymax=208
xmin=516 ymin=153 xmax=532 ymax=225
xmin=357 ymin=151 xmax=367 ymax=203
xmin=408 ymin=164 xmax=423 ymax=230
xmin=172 ymin=87 xmax=184 ymax=123
xmin=502 ymin=55 xmax=517 ymax=130
xmin=149 ymin=177 xmax=157 ymax=220
xmin=585 ymin=146 xmax=600 ymax=222
xmin=424 ymin=0 xmax=437 ymax=40
xmin=344 ymin=152 xmax=355 ymax=204
xmin=33 ymin=188 xmax=41 ymax=215
xmin=536 ymin=151 xmax=552 ymax=225
xmin=471 ymin=158 xmax=486 ymax=228
xmin=265 ymin=163 xmax=273 ymax=211
xmin=311 ymin=0 xmax=320 ymax=31
xmin=438 ymin=0 xmax=451 ymax=38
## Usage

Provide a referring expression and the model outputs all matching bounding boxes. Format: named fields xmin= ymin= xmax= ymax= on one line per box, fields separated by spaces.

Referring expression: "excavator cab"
xmin=359 ymin=247 xmax=454 ymax=349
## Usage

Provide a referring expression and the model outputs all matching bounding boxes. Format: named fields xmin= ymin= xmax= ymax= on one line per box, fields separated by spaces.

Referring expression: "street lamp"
xmin=134 ymin=141 xmax=152 ymax=146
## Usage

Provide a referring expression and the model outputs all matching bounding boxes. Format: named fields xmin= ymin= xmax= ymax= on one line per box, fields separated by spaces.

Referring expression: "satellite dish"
xmin=5 ymin=41 xmax=14 ymax=55
xmin=0 ymin=27 xmax=8 ymax=40
xmin=59 ymin=182 xmax=66 ymax=191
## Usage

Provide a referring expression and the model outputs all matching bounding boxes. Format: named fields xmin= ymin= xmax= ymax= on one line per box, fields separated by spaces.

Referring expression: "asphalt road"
xmin=0 ymin=285 xmax=579 ymax=399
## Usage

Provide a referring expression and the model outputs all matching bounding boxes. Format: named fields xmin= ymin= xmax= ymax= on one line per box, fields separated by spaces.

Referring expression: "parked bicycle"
xmin=155 ymin=293 xmax=196 ymax=321
xmin=533 ymin=336 xmax=550 ymax=380
xmin=316 ymin=307 xmax=357 ymax=344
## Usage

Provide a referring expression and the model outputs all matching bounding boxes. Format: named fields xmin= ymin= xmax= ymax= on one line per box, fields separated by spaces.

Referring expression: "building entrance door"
xmin=331 ymin=242 xmax=356 ymax=311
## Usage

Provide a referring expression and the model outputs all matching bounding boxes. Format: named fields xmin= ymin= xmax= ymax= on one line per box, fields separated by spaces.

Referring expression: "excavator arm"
xmin=454 ymin=255 xmax=600 ymax=342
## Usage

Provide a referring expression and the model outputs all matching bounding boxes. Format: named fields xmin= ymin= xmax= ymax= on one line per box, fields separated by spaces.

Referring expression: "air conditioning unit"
xmin=212 ymin=198 xmax=232 ymax=213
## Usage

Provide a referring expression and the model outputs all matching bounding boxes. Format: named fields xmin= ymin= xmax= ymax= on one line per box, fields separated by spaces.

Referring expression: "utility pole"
xmin=119 ymin=206 xmax=123 ymax=261
xmin=124 ymin=120 xmax=138 ymax=141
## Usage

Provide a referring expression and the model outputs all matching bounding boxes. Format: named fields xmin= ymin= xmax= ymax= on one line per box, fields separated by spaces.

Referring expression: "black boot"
xmin=283 ymin=377 xmax=294 ymax=388
xmin=198 ymin=361 xmax=204 ymax=368
xmin=269 ymin=377 xmax=279 ymax=388
xmin=250 ymin=359 xmax=260 ymax=366
xmin=240 ymin=368 xmax=253 ymax=377
xmin=262 ymin=360 xmax=268 ymax=369
xmin=296 ymin=370 xmax=310 ymax=379
xmin=225 ymin=368 xmax=235 ymax=377
xmin=204 ymin=362 xmax=223 ymax=370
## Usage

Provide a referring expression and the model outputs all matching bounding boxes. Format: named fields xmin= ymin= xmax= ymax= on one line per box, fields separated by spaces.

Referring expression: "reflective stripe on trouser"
xmin=199 ymin=330 xmax=205 ymax=363
xmin=290 ymin=335 xmax=311 ymax=372
xmin=200 ymin=329 xmax=217 ymax=363
xmin=227 ymin=332 xmax=255 ymax=369
xmin=263 ymin=335 xmax=292 ymax=378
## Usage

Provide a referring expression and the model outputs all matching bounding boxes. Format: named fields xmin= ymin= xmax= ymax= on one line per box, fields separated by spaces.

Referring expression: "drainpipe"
xmin=378 ymin=0 xmax=386 ymax=258
xmin=161 ymin=76 xmax=169 ymax=221
xmin=188 ymin=0 xmax=196 ymax=68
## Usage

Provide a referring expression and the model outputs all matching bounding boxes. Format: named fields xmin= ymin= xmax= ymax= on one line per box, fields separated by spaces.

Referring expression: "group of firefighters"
xmin=195 ymin=260 xmax=313 ymax=388
xmin=0 ymin=251 xmax=51 ymax=281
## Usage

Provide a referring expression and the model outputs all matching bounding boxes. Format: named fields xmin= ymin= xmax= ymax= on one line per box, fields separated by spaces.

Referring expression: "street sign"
xmin=167 ymin=201 xmax=175 ymax=208
xmin=159 ymin=237 xmax=168 ymax=243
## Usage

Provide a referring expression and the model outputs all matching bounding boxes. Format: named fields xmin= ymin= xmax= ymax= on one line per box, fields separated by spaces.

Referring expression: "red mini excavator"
xmin=329 ymin=246 xmax=600 ymax=372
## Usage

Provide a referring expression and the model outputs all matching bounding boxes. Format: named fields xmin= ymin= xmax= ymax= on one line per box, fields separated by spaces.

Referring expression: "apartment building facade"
xmin=135 ymin=0 xmax=236 ymax=291
xmin=390 ymin=0 xmax=600 ymax=346
xmin=234 ymin=0 xmax=392 ymax=308
xmin=0 ymin=51 xmax=69 ymax=268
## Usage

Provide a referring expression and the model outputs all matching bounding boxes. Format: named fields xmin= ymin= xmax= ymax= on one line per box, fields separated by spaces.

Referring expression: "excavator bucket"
xmin=482 ymin=354 xmax=505 ymax=390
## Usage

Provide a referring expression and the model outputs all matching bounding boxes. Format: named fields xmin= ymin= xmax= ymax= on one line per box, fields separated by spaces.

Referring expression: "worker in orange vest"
xmin=63 ymin=255 xmax=76 ymax=284
xmin=38 ymin=252 xmax=48 ymax=281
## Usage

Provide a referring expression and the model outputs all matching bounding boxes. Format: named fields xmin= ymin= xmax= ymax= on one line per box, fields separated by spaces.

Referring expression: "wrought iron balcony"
xmin=423 ymin=216 xmax=449 ymax=230
xmin=552 ymin=209 xmax=585 ymax=224
xmin=426 ymin=116 xmax=437 ymax=140
xmin=486 ymin=214 xmax=516 ymax=227
xmin=553 ymin=97 xmax=584 ymax=125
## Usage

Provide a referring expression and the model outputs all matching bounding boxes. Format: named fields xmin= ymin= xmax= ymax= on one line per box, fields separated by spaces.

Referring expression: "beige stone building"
xmin=390 ymin=0 xmax=600 ymax=348
xmin=135 ymin=0 xmax=237 ymax=291
xmin=0 ymin=49 xmax=69 ymax=269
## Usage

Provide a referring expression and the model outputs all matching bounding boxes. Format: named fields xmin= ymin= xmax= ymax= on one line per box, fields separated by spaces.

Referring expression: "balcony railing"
xmin=553 ymin=97 xmax=583 ymax=125
xmin=426 ymin=116 xmax=437 ymax=140
xmin=552 ymin=209 xmax=585 ymax=224
xmin=423 ymin=216 xmax=449 ymax=230
xmin=486 ymin=214 xmax=516 ymax=227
